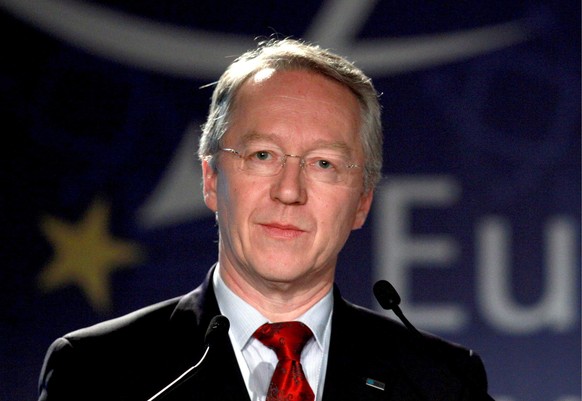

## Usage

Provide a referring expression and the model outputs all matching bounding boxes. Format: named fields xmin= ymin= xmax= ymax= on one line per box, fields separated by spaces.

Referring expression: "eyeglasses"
xmin=219 ymin=146 xmax=361 ymax=185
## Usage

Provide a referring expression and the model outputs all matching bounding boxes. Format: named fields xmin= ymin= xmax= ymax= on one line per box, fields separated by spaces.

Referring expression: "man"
xmin=38 ymin=38 xmax=493 ymax=401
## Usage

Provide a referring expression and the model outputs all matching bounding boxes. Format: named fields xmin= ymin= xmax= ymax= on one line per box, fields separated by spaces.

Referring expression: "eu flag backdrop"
xmin=0 ymin=1 xmax=579 ymax=400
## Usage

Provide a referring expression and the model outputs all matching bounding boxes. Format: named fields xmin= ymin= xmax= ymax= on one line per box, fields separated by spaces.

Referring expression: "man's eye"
xmin=315 ymin=159 xmax=334 ymax=169
xmin=251 ymin=150 xmax=272 ymax=161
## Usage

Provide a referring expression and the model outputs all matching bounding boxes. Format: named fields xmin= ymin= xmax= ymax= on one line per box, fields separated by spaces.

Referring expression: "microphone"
xmin=147 ymin=315 xmax=230 ymax=401
xmin=373 ymin=280 xmax=494 ymax=401
xmin=373 ymin=280 xmax=422 ymax=337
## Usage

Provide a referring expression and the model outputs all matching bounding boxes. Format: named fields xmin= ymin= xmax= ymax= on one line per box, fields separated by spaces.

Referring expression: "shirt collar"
xmin=213 ymin=264 xmax=333 ymax=351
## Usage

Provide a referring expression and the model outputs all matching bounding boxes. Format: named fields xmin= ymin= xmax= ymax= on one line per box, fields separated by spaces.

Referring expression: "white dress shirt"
xmin=213 ymin=266 xmax=333 ymax=401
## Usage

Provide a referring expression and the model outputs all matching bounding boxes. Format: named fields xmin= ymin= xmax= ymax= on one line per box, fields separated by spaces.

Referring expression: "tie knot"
xmin=253 ymin=322 xmax=313 ymax=361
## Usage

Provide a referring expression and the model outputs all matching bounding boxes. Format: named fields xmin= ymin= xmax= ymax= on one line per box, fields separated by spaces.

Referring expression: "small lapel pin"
xmin=365 ymin=378 xmax=385 ymax=391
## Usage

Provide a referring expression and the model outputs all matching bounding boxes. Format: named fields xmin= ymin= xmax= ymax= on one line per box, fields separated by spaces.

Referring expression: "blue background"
xmin=0 ymin=1 xmax=579 ymax=400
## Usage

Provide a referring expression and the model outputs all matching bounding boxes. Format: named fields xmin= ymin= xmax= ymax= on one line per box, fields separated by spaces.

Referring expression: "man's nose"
xmin=270 ymin=155 xmax=307 ymax=205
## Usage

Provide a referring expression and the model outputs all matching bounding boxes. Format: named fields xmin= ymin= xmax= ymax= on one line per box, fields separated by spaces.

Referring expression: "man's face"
xmin=202 ymin=69 xmax=374 ymax=292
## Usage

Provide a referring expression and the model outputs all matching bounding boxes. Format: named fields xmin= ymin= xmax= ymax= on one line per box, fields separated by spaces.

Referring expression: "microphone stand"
xmin=147 ymin=315 xmax=230 ymax=401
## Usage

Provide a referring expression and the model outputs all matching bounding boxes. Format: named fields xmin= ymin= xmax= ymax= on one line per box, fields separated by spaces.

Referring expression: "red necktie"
xmin=253 ymin=322 xmax=315 ymax=401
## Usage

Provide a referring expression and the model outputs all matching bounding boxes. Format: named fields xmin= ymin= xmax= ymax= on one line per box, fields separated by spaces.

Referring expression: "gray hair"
xmin=198 ymin=38 xmax=383 ymax=191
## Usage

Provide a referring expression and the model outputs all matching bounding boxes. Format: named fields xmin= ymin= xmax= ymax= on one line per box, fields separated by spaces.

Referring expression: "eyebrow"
xmin=240 ymin=132 xmax=276 ymax=144
xmin=239 ymin=131 xmax=354 ymax=156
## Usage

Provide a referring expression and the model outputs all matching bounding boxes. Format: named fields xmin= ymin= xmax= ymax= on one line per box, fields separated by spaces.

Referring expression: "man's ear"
xmin=352 ymin=189 xmax=374 ymax=230
xmin=202 ymin=159 xmax=218 ymax=212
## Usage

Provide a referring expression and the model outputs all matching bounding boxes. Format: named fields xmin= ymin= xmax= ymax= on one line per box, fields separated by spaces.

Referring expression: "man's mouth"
xmin=260 ymin=222 xmax=305 ymax=239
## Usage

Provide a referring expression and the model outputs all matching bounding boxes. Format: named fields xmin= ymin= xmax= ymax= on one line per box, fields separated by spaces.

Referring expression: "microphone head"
xmin=373 ymin=280 xmax=401 ymax=310
xmin=204 ymin=315 xmax=230 ymax=346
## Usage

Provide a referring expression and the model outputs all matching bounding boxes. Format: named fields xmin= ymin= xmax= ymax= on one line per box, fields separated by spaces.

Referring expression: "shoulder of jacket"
xmin=64 ymin=295 xmax=184 ymax=342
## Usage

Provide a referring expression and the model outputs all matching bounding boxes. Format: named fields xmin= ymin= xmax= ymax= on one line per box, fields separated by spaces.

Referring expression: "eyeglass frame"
xmin=217 ymin=146 xmax=362 ymax=185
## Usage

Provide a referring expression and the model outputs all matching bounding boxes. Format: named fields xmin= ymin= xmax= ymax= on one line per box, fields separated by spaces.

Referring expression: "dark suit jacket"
xmin=38 ymin=269 xmax=492 ymax=401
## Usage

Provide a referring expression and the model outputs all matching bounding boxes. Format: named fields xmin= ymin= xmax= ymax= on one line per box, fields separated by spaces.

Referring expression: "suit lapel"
xmin=163 ymin=267 xmax=251 ymax=401
xmin=322 ymin=287 xmax=471 ymax=401
xmin=321 ymin=288 xmax=426 ymax=401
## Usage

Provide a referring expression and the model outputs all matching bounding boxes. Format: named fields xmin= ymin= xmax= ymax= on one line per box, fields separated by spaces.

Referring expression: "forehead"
xmin=227 ymin=69 xmax=363 ymax=152
xmin=237 ymin=68 xmax=358 ymax=107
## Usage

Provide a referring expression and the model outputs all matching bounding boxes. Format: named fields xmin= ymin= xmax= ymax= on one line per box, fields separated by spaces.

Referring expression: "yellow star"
xmin=38 ymin=198 xmax=143 ymax=314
